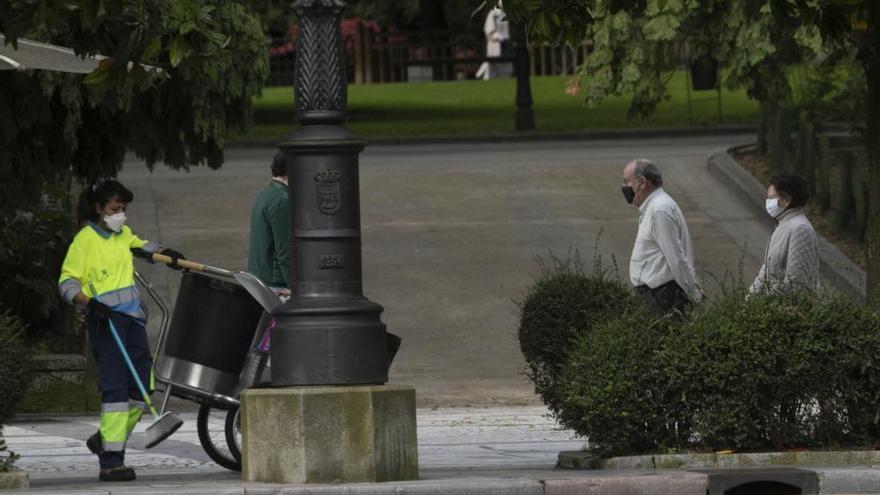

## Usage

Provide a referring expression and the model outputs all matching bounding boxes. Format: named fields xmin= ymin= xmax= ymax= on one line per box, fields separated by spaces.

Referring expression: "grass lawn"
xmin=241 ymin=72 xmax=759 ymax=141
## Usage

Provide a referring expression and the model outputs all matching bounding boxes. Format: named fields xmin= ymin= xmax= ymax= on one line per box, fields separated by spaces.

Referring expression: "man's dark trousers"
xmin=636 ymin=280 xmax=689 ymax=315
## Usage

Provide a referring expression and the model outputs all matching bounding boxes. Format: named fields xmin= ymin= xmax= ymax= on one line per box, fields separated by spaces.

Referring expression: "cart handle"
xmin=151 ymin=252 xmax=235 ymax=279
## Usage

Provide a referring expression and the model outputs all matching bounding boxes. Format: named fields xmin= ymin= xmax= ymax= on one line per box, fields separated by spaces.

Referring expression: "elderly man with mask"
xmin=622 ymin=158 xmax=703 ymax=315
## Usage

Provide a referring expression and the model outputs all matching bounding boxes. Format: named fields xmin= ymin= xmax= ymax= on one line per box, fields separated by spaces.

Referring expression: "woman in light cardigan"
xmin=749 ymin=173 xmax=819 ymax=295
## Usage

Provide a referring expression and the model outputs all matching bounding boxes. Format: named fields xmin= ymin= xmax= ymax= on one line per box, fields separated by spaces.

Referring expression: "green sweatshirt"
xmin=248 ymin=180 xmax=290 ymax=288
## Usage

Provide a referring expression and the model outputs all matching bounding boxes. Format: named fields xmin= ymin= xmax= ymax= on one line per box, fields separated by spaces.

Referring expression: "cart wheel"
xmin=224 ymin=406 xmax=242 ymax=463
xmin=197 ymin=404 xmax=241 ymax=471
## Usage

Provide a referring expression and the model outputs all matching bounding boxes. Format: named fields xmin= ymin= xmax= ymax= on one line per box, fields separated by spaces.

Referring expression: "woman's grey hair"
xmin=632 ymin=158 xmax=663 ymax=186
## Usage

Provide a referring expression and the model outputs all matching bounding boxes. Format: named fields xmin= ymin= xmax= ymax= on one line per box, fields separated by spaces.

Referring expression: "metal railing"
xmin=267 ymin=25 xmax=593 ymax=86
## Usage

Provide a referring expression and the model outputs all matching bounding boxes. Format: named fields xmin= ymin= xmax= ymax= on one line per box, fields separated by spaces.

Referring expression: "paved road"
xmin=120 ymin=134 xmax=768 ymax=408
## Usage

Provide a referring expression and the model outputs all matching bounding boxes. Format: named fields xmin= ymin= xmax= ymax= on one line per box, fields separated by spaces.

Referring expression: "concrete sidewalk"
xmin=6 ymin=406 xmax=584 ymax=493
xmin=6 ymin=406 xmax=880 ymax=494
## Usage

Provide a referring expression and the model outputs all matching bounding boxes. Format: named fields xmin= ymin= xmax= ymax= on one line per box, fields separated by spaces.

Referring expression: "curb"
xmin=229 ymin=124 xmax=757 ymax=148
xmin=7 ymin=475 xmax=706 ymax=495
xmin=13 ymin=468 xmax=880 ymax=494
xmin=706 ymin=146 xmax=866 ymax=300
xmin=560 ymin=449 xmax=880 ymax=471
xmin=19 ymin=469 xmax=874 ymax=495
xmin=545 ymin=472 xmax=707 ymax=495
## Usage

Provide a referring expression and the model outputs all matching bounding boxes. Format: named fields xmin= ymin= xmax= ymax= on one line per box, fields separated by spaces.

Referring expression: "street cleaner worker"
xmin=58 ymin=180 xmax=185 ymax=482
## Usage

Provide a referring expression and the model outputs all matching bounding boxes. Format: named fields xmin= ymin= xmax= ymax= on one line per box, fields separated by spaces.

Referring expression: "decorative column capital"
xmin=291 ymin=0 xmax=346 ymax=16
xmin=292 ymin=0 xmax=347 ymax=125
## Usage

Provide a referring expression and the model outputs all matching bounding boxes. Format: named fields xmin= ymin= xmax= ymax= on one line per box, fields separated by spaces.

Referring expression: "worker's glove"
xmin=161 ymin=248 xmax=186 ymax=271
xmin=88 ymin=298 xmax=113 ymax=320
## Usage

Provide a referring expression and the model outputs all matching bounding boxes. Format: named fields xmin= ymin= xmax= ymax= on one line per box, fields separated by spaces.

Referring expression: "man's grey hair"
xmin=632 ymin=158 xmax=663 ymax=186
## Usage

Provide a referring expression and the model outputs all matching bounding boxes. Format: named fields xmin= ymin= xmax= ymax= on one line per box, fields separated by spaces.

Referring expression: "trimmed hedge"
xmin=517 ymin=252 xmax=639 ymax=418
xmin=559 ymin=307 xmax=687 ymax=455
xmin=663 ymin=292 xmax=880 ymax=452
xmin=0 ymin=311 xmax=32 ymax=425
xmin=519 ymin=259 xmax=880 ymax=456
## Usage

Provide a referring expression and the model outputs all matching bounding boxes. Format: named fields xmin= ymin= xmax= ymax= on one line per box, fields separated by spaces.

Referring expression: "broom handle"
xmin=89 ymin=284 xmax=159 ymax=418
xmin=150 ymin=252 xmax=235 ymax=279
xmin=106 ymin=318 xmax=160 ymax=418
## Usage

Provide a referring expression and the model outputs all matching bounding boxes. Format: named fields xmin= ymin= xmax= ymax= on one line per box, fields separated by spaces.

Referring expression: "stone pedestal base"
xmin=241 ymin=384 xmax=418 ymax=483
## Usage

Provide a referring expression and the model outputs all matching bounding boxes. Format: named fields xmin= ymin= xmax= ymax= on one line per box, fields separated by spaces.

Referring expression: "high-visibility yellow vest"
xmin=59 ymin=223 xmax=159 ymax=320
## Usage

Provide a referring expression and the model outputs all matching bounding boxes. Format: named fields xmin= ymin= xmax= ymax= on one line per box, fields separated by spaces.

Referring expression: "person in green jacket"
xmin=242 ymin=153 xmax=290 ymax=389
xmin=248 ymin=151 xmax=291 ymax=289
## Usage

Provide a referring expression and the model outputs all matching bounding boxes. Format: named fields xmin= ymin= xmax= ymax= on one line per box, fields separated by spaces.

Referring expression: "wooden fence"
xmin=760 ymin=107 xmax=868 ymax=243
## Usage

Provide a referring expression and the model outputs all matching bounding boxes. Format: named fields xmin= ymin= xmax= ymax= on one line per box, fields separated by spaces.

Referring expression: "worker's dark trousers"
xmin=87 ymin=312 xmax=152 ymax=469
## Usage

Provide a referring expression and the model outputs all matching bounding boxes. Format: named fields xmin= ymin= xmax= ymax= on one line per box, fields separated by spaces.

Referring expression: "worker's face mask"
xmin=103 ymin=212 xmax=127 ymax=233
xmin=765 ymin=198 xmax=785 ymax=218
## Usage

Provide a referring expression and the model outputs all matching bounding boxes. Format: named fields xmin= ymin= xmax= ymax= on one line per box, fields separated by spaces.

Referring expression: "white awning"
xmin=0 ymin=35 xmax=162 ymax=75
xmin=0 ymin=35 xmax=107 ymax=73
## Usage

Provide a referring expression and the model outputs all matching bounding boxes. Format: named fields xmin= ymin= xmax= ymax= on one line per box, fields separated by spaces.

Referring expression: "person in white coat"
xmin=475 ymin=5 xmax=511 ymax=80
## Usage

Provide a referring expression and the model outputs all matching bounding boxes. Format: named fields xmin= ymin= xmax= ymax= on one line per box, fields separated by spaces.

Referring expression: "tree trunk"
xmin=758 ymin=101 xmax=769 ymax=156
xmin=418 ymin=0 xmax=448 ymax=80
xmin=418 ymin=0 xmax=447 ymax=30
xmin=863 ymin=1 xmax=880 ymax=305
xmin=816 ymin=133 xmax=831 ymax=213
xmin=770 ymin=105 xmax=787 ymax=173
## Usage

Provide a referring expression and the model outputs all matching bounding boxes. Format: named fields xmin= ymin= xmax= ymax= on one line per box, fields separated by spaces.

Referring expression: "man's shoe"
xmin=86 ymin=432 xmax=103 ymax=455
xmin=99 ymin=465 xmax=136 ymax=482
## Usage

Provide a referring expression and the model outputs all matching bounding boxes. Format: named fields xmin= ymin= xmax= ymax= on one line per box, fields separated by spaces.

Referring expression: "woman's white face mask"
xmin=103 ymin=212 xmax=127 ymax=232
xmin=765 ymin=198 xmax=785 ymax=218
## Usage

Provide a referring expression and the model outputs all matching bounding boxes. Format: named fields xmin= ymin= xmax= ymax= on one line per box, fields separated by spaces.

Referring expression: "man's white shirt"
xmin=629 ymin=188 xmax=702 ymax=301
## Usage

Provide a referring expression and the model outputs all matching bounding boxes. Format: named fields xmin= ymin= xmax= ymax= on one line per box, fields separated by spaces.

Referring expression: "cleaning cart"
xmin=135 ymin=259 xmax=282 ymax=471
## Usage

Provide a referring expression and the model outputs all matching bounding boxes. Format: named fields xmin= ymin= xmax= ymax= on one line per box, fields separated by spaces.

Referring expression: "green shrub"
xmin=553 ymin=287 xmax=880 ymax=456
xmin=812 ymin=295 xmax=880 ymax=446
xmin=517 ymin=250 xmax=639 ymax=417
xmin=663 ymin=292 xmax=824 ymax=451
xmin=0 ymin=428 xmax=18 ymax=472
xmin=0 ymin=186 xmax=75 ymax=347
xmin=0 ymin=311 xmax=32 ymax=425
xmin=664 ymin=291 xmax=880 ymax=451
xmin=558 ymin=307 xmax=686 ymax=456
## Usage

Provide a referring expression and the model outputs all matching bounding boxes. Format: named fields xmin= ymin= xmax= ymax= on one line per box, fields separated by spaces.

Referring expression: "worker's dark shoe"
xmin=99 ymin=465 xmax=136 ymax=482
xmin=86 ymin=432 xmax=103 ymax=455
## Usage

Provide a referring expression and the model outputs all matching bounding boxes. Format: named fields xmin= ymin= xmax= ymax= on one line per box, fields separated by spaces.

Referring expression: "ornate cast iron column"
xmin=512 ymin=21 xmax=535 ymax=131
xmin=272 ymin=0 xmax=389 ymax=386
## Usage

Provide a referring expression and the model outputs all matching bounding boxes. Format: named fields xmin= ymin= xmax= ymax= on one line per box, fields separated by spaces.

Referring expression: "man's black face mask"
xmin=621 ymin=186 xmax=635 ymax=204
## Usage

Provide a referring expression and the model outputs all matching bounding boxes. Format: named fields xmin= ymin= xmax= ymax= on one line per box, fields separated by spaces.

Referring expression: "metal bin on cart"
xmin=153 ymin=271 xmax=264 ymax=405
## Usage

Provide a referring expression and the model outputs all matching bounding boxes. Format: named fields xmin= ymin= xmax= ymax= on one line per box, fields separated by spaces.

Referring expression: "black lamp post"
xmin=271 ymin=0 xmax=389 ymax=386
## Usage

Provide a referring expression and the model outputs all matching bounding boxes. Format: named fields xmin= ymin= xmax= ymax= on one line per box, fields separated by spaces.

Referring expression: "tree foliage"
xmin=0 ymin=0 xmax=269 ymax=212
xmin=499 ymin=0 xmax=880 ymax=301
xmin=0 ymin=1 xmax=268 ymax=344
xmin=348 ymin=0 xmax=486 ymax=35
xmin=499 ymin=1 xmax=859 ymax=115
